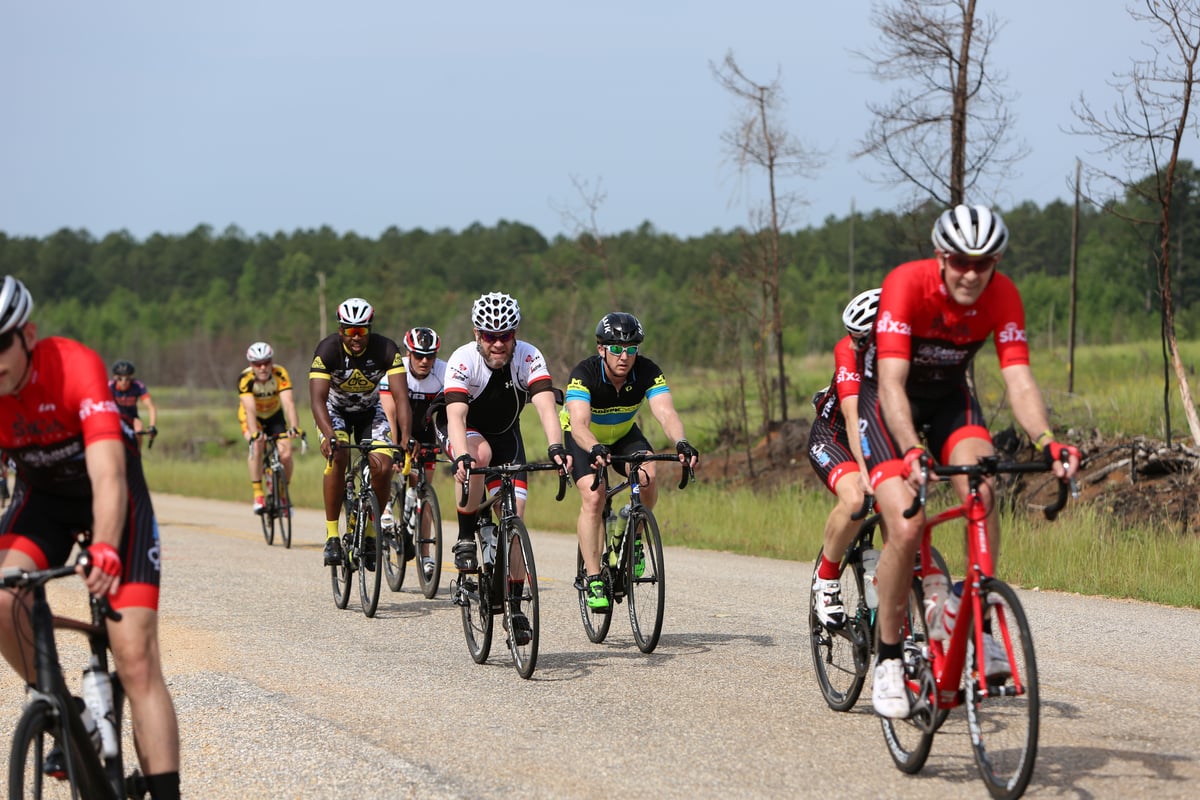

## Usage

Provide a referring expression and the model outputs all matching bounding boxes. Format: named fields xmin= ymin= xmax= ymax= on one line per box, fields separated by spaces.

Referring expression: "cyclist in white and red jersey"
xmin=857 ymin=206 xmax=1081 ymax=720
xmin=439 ymin=292 xmax=569 ymax=646
xmin=0 ymin=276 xmax=180 ymax=799
xmin=807 ymin=288 xmax=879 ymax=628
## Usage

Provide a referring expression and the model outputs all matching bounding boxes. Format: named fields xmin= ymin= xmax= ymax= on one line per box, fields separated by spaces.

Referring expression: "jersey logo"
xmin=311 ymin=356 xmax=327 ymax=370
xmin=338 ymin=369 xmax=377 ymax=393
xmin=876 ymin=311 xmax=910 ymax=336
xmin=997 ymin=322 xmax=1027 ymax=344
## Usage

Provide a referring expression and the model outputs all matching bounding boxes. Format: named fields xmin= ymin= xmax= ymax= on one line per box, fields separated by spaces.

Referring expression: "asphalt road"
xmin=2 ymin=493 xmax=1197 ymax=799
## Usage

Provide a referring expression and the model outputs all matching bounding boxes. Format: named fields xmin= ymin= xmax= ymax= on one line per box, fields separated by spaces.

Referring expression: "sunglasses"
xmin=340 ymin=326 xmax=370 ymax=337
xmin=251 ymin=360 xmax=272 ymax=368
xmin=0 ymin=327 xmax=22 ymax=353
xmin=944 ymin=254 xmax=999 ymax=274
xmin=479 ymin=330 xmax=515 ymax=344
xmin=410 ymin=352 xmax=437 ymax=361
xmin=605 ymin=344 xmax=639 ymax=356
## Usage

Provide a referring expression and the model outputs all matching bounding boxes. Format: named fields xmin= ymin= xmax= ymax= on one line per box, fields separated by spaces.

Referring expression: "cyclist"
xmin=238 ymin=341 xmax=302 ymax=513
xmin=857 ymin=205 xmax=1081 ymax=719
xmin=380 ymin=326 xmax=447 ymax=579
xmin=309 ymin=297 xmax=411 ymax=568
xmin=109 ymin=359 xmax=158 ymax=445
xmin=562 ymin=312 xmax=699 ymax=611
xmin=808 ymin=288 xmax=880 ymax=627
xmin=439 ymin=292 xmax=570 ymax=644
xmin=0 ymin=276 xmax=181 ymax=800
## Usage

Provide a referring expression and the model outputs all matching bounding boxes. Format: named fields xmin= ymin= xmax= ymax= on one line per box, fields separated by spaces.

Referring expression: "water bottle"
xmin=82 ymin=660 xmax=119 ymax=757
xmin=942 ymin=581 xmax=964 ymax=640
xmin=861 ymin=548 xmax=880 ymax=609
xmin=480 ymin=523 xmax=498 ymax=566
xmin=922 ymin=573 xmax=951 ymax=641
xmin=72 ymin=696 xmax=102 ymax=755
xmin=403 ymin=486 xmax=418 ymax=530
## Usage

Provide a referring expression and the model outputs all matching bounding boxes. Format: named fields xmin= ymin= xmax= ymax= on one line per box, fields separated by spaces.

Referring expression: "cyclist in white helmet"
xmin=309 ymin=297 xmax=412 ymax=568
xmin=238 ymin=341 xmax=302 ymax=513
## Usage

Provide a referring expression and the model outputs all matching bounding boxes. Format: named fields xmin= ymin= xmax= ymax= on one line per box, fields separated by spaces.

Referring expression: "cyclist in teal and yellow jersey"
xmin=238 ymin=341 xmax=302 ymax=513
xmin=562 ymin=312 xmax=698 ymax=610
xmin=309 ymin=298 xmax=411 ymax=567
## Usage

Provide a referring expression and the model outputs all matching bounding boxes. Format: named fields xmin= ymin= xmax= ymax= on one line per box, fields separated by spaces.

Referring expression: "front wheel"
xmin=809 ymin=545 xmax=870 ymax=712
xmin=8 ymin=698 xmax=60 ymax=800
xmin=383 ymin=478 xmax=407 ymax=593
xmin=414 ymin=483 xmax=444 ymax=599
xmin=966 ymin=578 xmax=1039 ymax=800
xmin=504 ymin=518 xmax=540 ymax=679
xmin=358 ymin=493 xmax=384 ymax=618
xmin=627 ymin=509 xmax=665 ymax=653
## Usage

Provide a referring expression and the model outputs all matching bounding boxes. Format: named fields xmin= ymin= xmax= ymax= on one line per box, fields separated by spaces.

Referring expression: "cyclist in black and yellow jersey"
xmin=562 ymin=312 xmax=698 ymax=610
xmin=239 ymin=341 xmax=302 ymax=513
xmin=309 ymin=298 xmax=412 ymax=567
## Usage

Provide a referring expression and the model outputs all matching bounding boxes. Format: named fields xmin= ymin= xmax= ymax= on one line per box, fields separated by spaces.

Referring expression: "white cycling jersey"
xmin=443 ymin=340 xmax=553 ymax=435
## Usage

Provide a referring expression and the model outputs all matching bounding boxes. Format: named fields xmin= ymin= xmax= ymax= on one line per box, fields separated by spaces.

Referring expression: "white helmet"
xmin=931 ymin=204 xmax=1009 ymax=258
xmin=842 ymin=288 xmax=881 ymax=336
xmin=246 ymin=341 xmax=273 ymax=362
xmin=471 ymin=292 xmax=521 ymax=333
xmin=0 ymin=276 xmax=33 ymax=334
xmin=336 ymin=297 xmax=374 ymax=326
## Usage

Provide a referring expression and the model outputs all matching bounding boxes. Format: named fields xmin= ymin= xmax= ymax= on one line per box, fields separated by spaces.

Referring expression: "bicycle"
xmin=879 ymin=454 xmax=1074 ymax=799
xmin=450 ymin=460 xmax=569 ymax=680
xmin=255 ymin=431 xmax=303 ymax=549
xmin=574 ymin=452 xmax=693 ymax=654
xmin=327 ymin=439 xmax=401 ymax=619
xmin=382 ymin=442 xmax=444 ymax=599
xmin=809 ymin=495 xmax=949 ymax=712
xmin=4 ymin=551 xmax=147 ymax=799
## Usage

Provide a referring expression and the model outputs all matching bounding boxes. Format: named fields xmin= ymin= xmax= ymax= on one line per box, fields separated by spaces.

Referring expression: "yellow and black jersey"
xmin=309 ymin=333 xmax=405 ymax=415
xmin=237 ymin=364 xmax=293 ymax=419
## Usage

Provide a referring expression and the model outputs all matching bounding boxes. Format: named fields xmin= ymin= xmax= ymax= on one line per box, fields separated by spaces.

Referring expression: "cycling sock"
xmin=817 ymin=553 xmax=841 ymax=580
xmin=325 ymin=520 xmax=339 ymax=539
xmin=457 ymin=511 xmax=477 ymax=541
xmin=144 ymin=771 xmax=181 ymax=800
xmin=251 ymin=480 xmax=263 ymax=495
xmin=878 ymin=640 xmax=903 ymax=662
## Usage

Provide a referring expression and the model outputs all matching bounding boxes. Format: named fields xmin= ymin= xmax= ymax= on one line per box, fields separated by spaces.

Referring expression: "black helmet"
xmin=112 ymin=360 xmax=136 ymax=377
xmin=595 ymin=312 xmax=644 ymax=346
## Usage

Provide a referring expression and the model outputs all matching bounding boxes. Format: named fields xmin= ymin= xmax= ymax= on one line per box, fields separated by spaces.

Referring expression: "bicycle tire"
xmin=459 ymin=527 xmax=493 ymax=664
xmin=966 ymin=578 xmax=1039 ymax=800
xmin=331 ymin=498 xmax=354 ymax=610
xmin=575 ymin=546 xmax=613 ymax=644
xmin=414 ymin=482 xmax=443 ymax=599
xmin=383 ymin=478 xmax=407 ymax=593
xmin=626 ymin=509 xmax=665 ymax=653
xmin=358 ymin=492 xmax=384 ymax=618
xmin=809 ymin=545 xmax=870 ymax=712
xmin=9 ymin=696 xmax=114 ymax=800
xmin=259 ymin=466 xmax=275 ymax=546
xmin=275 ymin=465 xmax=292 ymax=549
xmin=878 ymin=573 xmax=936 ymax=774
xmin=504 ymin=517 xmax=539 ymax=679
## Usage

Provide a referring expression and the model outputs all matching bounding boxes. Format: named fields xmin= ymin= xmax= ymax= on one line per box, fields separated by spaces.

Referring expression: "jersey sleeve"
xmin=237 ymin=369 xmax=255 ymax=396
xmin=989 ymin=275 xmax=1032 ymax=369
xmin=832 ymin=337 xmax=862 ymax=401
xmin=874 ymin=261 xmax=921 ymax=362
xmin=67 ymin=343 xmax=124 ymax=445
xmin=274 ymin=365 xmax=293 ymax=391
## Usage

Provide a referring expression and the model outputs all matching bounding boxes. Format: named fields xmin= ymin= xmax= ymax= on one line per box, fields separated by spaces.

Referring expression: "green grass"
xmin=138 ymin=340 xmax=1200 ymax=609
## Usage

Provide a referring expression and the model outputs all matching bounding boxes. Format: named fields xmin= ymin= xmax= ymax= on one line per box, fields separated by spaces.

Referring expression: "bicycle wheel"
xmin=331 ymin=500 xmax=354 ymax=610
xmin=575 ymin=546 xmax=613 ymax=644
xmin=8 ymin=697 xmax=101 ymax=799
xmin=458 ymin=550 xmax=493 ymax=664
xmin=358 ymin=492 xmax=384 ymax=618
xmin=383 ymin=478 xmax=407 ymax=593
xmin=260 ymin=467 xmax=275 ymax=546
xmin=414 ymin=482 xmax=443 ymax=598
xmin=809 ymin=545 xmax=871 ymax=712
xmin=878 ymin=574 xmax=936 ymax=774
xmin=966 ymin=578 xmax=1039 ymax=800
xmin=504 ymin=518 xmax=539 ymax=678
xmin=275 ymin=465 xmax=292 ymax=549
xmin=626 ymin=509 xmax=665 ymax=653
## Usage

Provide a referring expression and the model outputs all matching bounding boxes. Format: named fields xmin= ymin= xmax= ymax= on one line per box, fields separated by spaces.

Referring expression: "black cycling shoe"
xmin=507 ymin=609 xmax=533 ymax=646
xmin=43 ymin=744 xmax=66 ymax=780
xmin=362 ymin=536 xmax=377 ymax=571
xmin=403 ymin=531 xmax=416 ymax=562
xmin=323 ymin=537 xmax=343 ymax=566
xmin=453 ymin=539 xmax=478 ymax=571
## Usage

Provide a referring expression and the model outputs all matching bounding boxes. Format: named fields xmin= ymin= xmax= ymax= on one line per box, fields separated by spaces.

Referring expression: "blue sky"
xmin=1 ymin=2 xmax=1173 ymax=242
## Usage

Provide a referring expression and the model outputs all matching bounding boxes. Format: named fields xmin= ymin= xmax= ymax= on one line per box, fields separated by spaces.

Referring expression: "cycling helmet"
xmin=246 ymin=341 xmax=274 ymax=362
xmin=842 ymin=289 xmax=881 ymax=336
xmin=112 ymin=360 xmax=136 ymax=377
xmin=404 ymin=327 xmax=441 ymax=355
xmin=471 ymin=292 xmax=521 ymax=333
xmin=595 ymin=312 xmax=645 ymax=345
xmin=931 ymin=204 xmax=1009 ymax=258
xmin=336 ymin=297 xmax=374 ymax=326
xmin=0 ymin=276 xmax=33 ymax=334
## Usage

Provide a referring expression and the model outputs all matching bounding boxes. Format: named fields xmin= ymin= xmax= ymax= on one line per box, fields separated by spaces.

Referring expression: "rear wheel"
xmin=383 ymin=478 xmax=407 ymax=593
xmin=275 ymin=466 xmax=292 ymax=549
xmin=331 ymin=500 xmax=354 ymax=610
xmin=575 ymin=546 xmax=613 ymax=644
xmin=878 ymin=574 xmax=936 ymax=774
xmin=414 ymin=482 xmax=444 ymax=599
xmin=505 ymin=519 xmax=539 ymax=679
xmin=967 ymin=578 xmax=1039 ymax=800
xmin=358 ymin=493 xmax=384 ymax=618
xmin=259 ymin=467 xmax=275 ymax=546
xmin=459 ymin=571 xmax=493 ymax=665
xmin=809 ymin=545 xmax=871 ymax=712
xmin=627 ymin=509 xmax=665 ymax=653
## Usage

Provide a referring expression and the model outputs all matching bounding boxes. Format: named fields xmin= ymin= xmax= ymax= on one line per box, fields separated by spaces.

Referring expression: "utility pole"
xmin=318 ymin=271 xmax=327 ymax=340
xmin=848 ymin=197 xmax=856 ymax=296
xmin=1068 ymin=160 xmax=1080 ymax=393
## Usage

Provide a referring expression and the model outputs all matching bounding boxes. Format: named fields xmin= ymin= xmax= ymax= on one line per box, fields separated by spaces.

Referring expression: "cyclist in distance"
xmin=562 ymin=312 xmax=699 ymax=610
xmin=440 ymin=291 xmax=570 ymax=642
xmin=239 ymin=341 xmax=302 ymax=513
xmin=310 ymin=298 xmax=411 ymax=567
xmin=857 ymin=205 xmax=1081 ymax=719
xmin=808 ymin=288 xmax=880 ymax=627
xmin=380 ymin=326 xmax=447 ymax=579
xmin=0 ymin=276 xmax=181 ymax=800
xmin=109 ymin=358 xmax=157 ymax=445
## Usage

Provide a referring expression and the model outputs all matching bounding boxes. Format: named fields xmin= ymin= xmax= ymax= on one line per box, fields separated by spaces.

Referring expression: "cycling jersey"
xmin=309 ymin=332 xmax=406 ymax=415
xmin=0 ymin=337 xmax=162 ymax=609
xmin=870 ymin=258 xmax=1030 ymax=399
xmin=109 ymin=377 xmax=151 ymax=422
xmin=381 ymin=356 xmax=447 ymax=441
xmin=442 ymin=341 xmax=553 ymax=435
xmin=238 ymin=364 xmax=293 ymax=419
xmin=809 ymin=335 xmax=869 ymax=493
xmin=561 ymin=354 xmax=671 ymax=445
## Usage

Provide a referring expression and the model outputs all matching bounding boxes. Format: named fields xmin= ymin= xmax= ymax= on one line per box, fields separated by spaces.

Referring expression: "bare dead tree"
xmin=854 ymin=0 xmax=1028 ymax=207
xmin=1069 ymin=0 xmax=1200 ymax=448
xmin=711 ymin=50 xmax=825 ymax=426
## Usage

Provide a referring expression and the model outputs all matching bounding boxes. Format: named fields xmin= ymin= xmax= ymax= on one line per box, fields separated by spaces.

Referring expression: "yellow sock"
xmin=252 ymin=480 xmax=263 ymax=495
xmin=326 ymin=520 xmax=339 ymax=539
